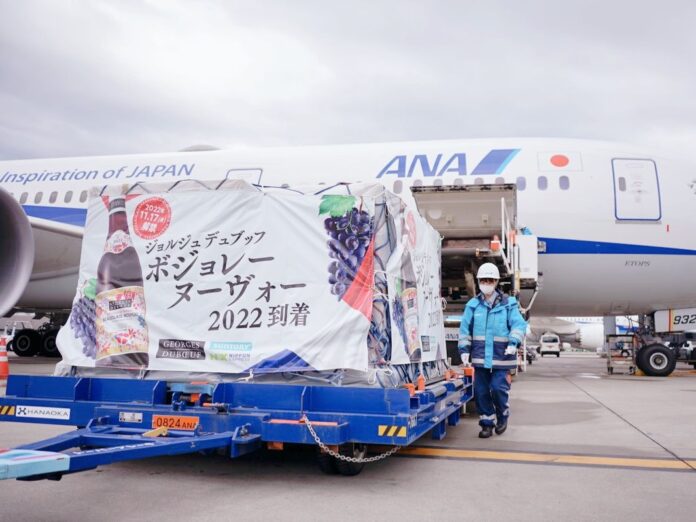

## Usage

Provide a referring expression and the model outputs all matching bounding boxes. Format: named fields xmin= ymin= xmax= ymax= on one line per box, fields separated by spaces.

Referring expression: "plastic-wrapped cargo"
xmin=56 ymin=181 xmax=447 ymax=387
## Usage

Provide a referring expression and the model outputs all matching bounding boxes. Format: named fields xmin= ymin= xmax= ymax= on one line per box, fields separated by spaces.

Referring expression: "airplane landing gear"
xmin=636 ymin=343 xmax=677 ymax=377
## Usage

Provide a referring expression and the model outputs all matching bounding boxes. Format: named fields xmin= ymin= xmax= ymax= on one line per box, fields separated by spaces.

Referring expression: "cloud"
xmin=0 ymin=0 xmax=695 ymax=160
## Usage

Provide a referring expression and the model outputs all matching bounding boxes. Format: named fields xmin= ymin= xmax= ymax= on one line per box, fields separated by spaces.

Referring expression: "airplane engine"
xmin=577 ymin=323 xmax=605 ymax=350
xmin=0 ymin=187 xmax=35 ymax=317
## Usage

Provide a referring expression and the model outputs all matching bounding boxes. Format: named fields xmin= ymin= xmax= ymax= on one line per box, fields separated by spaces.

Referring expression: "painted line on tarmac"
xmin=396 ymin=447 xmax=696 ymax=471
xmin=561 ymin=373 xmax=696 ymax=471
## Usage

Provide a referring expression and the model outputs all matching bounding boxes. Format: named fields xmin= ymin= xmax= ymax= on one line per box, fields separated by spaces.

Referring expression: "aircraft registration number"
xmin=673 ymin=314 xmax=696 ymax=326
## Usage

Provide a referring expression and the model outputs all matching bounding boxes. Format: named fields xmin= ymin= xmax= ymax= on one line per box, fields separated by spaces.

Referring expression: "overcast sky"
xmin=1 ymin=0 xmax=695 ymax=161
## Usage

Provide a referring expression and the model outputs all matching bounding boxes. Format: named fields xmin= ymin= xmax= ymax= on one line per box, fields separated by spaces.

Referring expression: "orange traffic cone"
xmin=0 ymin=338 xmax=9 ymax=382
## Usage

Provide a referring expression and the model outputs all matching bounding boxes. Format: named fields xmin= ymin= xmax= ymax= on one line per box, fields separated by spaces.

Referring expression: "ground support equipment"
xmin=605 ymin=334 xmax=636 ymax=375
xmin=0 ymin=372 xmax=472 ymax=480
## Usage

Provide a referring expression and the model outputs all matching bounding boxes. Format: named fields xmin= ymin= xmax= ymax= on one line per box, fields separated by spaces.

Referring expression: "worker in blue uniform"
xmin=458 ymin=263 xmax=528 ymax=438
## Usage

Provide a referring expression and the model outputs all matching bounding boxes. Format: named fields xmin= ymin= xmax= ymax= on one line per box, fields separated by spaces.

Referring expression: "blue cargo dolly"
xmin=0 ymin=373 xmax=472 ymax=479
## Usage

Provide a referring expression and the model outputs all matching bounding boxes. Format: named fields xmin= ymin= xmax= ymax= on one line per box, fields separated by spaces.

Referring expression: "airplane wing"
xmin=29 ymin=216 xmax=83 ymax=238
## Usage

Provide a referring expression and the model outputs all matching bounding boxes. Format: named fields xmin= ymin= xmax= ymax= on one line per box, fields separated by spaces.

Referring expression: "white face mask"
xmin=479 ymin=283 xmax=496 ymax=296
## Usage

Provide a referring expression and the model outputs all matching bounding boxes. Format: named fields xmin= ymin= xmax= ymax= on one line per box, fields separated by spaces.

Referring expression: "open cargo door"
xmin=411 ymin=184 xmax=538 ymax=315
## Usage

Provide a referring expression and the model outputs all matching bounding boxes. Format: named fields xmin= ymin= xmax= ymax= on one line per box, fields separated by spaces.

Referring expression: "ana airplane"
xmin=528 ymin=316 xmax=637 ymax=350
xmin=2 ymin=137 xmax=695 ymax=339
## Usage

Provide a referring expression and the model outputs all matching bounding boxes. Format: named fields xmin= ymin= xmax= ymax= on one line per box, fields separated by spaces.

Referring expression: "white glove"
xmin=460 ymin=353 xmax=470 ymax=366
xmin=505 ymin=345 xmax=517 ymax=356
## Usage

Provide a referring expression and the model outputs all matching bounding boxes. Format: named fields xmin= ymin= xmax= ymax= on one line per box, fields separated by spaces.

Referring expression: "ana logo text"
xmin=377 ymin=149 xmax=520 ymax=178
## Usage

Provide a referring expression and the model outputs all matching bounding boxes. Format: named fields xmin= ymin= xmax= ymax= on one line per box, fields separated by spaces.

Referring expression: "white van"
xmin=540 ymin=333 xmax=561 ymax=357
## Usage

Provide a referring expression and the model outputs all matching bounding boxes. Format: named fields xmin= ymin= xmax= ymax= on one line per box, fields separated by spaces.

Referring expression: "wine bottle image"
xmin=399 ymin=248 xmax=421 ymax=362
xmin=95 ymin=197 xmax=149 ymax=368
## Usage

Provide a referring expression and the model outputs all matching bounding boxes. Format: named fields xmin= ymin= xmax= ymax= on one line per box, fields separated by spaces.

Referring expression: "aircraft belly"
xmin=533 ymin=254 xmax=696 ymax=316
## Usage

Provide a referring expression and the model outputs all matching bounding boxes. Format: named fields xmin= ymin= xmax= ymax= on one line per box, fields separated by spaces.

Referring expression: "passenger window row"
xmin=390 ymin=176 xmax=570 ymax=194
xmin=13 ymin=190 xmax=89 ymax=205
xmin=9 ymin=177 xmax=570 ymax=201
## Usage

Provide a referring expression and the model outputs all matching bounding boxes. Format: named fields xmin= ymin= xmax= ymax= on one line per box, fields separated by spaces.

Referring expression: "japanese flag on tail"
xmin=537 ymin=152 xmax=583 ymax=171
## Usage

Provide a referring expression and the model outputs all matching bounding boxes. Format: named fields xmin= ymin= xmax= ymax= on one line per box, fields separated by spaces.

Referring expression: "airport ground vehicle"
xmin=539 ymin=333 xmax=561 ymax=357
xmin=524 ymin=343 xmax=537 ymax=364
xmin=0 ymin=372 xmax=473 ymax=480
xmin=0 ymin=323 xmax=16 ymax=349
xmin=1 ymin=315 xmax=62 ymax=358
xmin=605 ymin=334 xmax=636 ymax=375
xmin=10 ymin=322 xmax=62 ymax=358
xmin=670 ymin=331 xmax=696 ymax=369
xmin=630 ymin=312 xmax=696 ymax=376
xmin=0 ymin=182 xmax=537 ymax=480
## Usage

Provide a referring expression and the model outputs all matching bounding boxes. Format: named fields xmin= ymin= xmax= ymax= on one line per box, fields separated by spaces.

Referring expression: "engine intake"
xmin=0 ymin=187 xmax=34 ymax=316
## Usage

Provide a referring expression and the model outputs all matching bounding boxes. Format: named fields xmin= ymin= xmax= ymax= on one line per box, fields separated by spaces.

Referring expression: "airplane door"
xmin=611 ymin=158 xmax=661 ymax=221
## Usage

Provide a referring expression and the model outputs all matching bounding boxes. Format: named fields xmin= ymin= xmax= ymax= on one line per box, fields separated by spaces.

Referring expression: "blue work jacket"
xmin=458 ymin=291 xmax=527 ymax=370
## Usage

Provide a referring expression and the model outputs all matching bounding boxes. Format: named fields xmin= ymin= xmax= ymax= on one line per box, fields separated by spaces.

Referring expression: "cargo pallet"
xmin=0 ymin=371 xmax=472 ymax=480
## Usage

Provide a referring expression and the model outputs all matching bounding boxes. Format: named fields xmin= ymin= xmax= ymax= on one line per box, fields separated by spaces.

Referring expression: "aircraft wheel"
xmin=639 ymin=344 xmax=676 ymax=377
xmin=12 ymin=329 xmax=40 ymax=357
xmin=41 ymin=329 xmax=61 ymax=357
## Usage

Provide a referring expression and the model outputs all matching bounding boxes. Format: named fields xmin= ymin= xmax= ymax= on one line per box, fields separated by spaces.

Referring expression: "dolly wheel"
xmin=317 ymin=449 xmax=339 ymax=475
xmin=335 ymin=443 xmax=367 ymax=476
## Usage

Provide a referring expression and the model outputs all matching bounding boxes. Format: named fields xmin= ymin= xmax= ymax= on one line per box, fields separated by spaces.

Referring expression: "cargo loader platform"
xmin=0 ymin=372 xmax=472 ymax=479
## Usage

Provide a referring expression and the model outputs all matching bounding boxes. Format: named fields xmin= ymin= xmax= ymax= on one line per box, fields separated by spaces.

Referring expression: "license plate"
xmin=151 ymin=415 xmax=199 ymax=430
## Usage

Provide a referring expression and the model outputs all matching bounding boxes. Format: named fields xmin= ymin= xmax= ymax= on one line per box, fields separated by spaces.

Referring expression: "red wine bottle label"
xmin=104 ymin=230 xmax=133 ymax=254
xmin=95 ymin=286 xmax=148 ymax=360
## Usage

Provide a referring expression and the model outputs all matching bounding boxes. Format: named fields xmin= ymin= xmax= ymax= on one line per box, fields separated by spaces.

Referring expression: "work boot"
xmin=495 ymin=421 xmax=508 ymax=435
xmin=478 ymin=425 xmax=493 ymax=438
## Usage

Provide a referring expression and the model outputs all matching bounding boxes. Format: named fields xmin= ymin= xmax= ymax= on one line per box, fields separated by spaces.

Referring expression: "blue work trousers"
xmin=474 ymin=367 xmax=510 ymax=427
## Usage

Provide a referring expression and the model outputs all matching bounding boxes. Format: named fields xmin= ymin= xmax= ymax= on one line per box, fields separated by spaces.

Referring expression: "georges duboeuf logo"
xmin=156 ymin=339 xmax=206 ymax=360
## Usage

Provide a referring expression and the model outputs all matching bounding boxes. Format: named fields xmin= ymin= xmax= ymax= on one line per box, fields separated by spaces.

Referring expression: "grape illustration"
xmin=391 ymin=295 xmax=407 ymax=345
xmin=70 ymin=280 xmax=97 ymax=358
xmin=324 ymin=207 xmax=373 ymax=299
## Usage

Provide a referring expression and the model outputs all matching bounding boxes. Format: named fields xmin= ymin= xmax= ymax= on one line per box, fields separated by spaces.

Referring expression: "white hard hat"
xmin=477 ymin=263 xmax=500 ymax=280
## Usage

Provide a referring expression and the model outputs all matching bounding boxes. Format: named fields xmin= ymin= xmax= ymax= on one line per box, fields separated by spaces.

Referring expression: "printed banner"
xmin=386 ymin=207 xmax=444 ymax=364
xmin=57 ymin=182 xmax=444 ymax=374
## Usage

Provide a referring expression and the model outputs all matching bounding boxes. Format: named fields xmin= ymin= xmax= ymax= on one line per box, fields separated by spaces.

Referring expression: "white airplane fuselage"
xmin=1 ymin=138 xmax=695 ymax=316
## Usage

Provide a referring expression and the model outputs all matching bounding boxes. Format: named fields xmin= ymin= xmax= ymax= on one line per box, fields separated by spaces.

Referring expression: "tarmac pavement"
xmin=1 ymin=353 xmax=695 ymax=522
